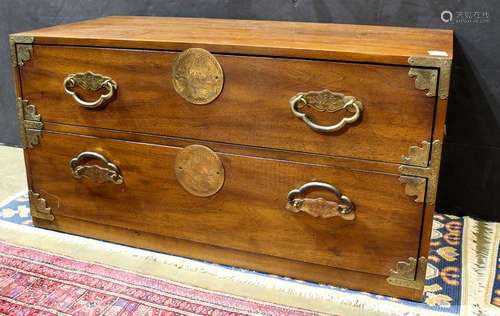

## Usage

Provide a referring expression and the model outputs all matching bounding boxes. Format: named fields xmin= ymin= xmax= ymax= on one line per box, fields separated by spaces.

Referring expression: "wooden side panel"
xmin=21 ymin=45 xmax=435 ymax=164
xmin=418 ymin=96 xmax=450 ymax=262
xmin=28 ymin=131 xmax=424 ymax=278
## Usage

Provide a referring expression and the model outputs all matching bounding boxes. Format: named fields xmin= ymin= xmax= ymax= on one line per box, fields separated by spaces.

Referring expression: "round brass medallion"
xmin=171 ymin=48 xmax=224 ymax=105
xmin=175 ymin=145 xmax=225 ymax=197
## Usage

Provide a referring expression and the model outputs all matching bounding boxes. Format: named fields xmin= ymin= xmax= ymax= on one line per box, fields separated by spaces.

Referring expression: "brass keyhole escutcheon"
xmin=175 ymin=145 xmax=225 ymax=197
xmin=171 ymin=48 xmax=224 ymax=104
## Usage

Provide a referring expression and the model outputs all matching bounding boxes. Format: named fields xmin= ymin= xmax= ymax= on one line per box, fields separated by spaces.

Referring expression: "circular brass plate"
xmin=175 ymin=145 xmax=225 ymax=197
xmin=171 ymin=48 xmax=224 ymax=105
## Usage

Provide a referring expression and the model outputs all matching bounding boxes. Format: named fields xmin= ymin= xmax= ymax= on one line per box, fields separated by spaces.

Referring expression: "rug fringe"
xmin=463 ymin=217 xmax=499 ymax=316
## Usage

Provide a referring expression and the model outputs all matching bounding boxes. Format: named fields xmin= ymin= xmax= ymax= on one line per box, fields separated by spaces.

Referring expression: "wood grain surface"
xmin=21 ymin=45 xmax=435 ymax=164
xmin=13 ymin=16 xmax=453 ymax=65
xmin=41 ymin=122 xmax=404 ymax=174
xmin=34 ymin=214 xmax=424 ymax=301
xmin=28 ymin=131 xmax=424 ymax=278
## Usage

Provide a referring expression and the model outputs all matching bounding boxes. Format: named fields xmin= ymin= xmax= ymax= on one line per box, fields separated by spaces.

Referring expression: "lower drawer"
xmin=27 ymin=132 xmax=424 ymax=280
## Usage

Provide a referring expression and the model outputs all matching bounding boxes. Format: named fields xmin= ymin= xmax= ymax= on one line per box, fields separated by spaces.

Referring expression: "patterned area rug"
xmin=1 ymin=192 xmax=499 ymax=316
xmin=0 ymin=240 xmax=321 ymax=315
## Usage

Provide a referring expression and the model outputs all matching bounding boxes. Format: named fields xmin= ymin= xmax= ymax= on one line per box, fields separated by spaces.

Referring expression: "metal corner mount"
xmin=399 ymin=176 xmax=426 ymax=203
xmin=28 ymin=190 xmax=54 ymax=221
xmin=387 ymin=257 xmax=427 ymax=290
xmin=16 ymin=98 xmax=43 ymax=148
xmin=401 ymin=141 xmax=430 ymax=168
xmin=408 ymin=56 xmax=452 ymax=99
xmin=399 ymin=140 xmax=442 ymax=205
xmin=9 ymin=35 xmax=34 ymax=67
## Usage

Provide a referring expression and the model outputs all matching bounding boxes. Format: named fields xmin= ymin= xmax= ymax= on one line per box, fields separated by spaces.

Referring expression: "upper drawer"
xmin=20 ymin=45 xmax=435 ymax=164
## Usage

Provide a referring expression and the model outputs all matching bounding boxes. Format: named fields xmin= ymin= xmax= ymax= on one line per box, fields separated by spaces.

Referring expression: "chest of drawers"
xmin=10 ymin=16 xmax=453 ymax=300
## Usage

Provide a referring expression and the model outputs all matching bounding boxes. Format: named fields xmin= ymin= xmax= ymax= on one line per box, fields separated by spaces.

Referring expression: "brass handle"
xmin=63 ymin=71 xmax=117 ymax=108
xmin=290 ymin=90 xmax=363 ymax=133
xmin=286 ymin=181 xmax=355 ymax=220
xmin=70 ymin=151 xmax=123 ymax=184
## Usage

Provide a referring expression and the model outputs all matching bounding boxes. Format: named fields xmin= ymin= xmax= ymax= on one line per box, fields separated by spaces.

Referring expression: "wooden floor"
xmin=0 ymin=145 xmax=27 ymax=202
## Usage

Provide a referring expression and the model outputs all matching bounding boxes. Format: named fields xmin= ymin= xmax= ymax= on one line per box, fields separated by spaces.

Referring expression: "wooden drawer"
xmin=28 ymin=132 xmax=423 ymax=278
xmin=20 ymin=45 xmax=435 ymax=164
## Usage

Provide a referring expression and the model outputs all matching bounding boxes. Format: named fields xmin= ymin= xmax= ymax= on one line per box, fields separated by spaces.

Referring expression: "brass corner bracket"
xmin=16 ymin=98 xmax=44 ymax=148
xmin=401 ymin=141 xmax=431 ymax=167
xmin=387 ymin=257 xmax=427 ymax=290
xmin=9 ymin=35 xmax=34 ymax=67
xmin=28 ymin=190 xmax=54 ymax=221
xmin=399 ymin=140 xmax=442 ymax=205
xmin=408 ymin=56 xmax=452 ymax=99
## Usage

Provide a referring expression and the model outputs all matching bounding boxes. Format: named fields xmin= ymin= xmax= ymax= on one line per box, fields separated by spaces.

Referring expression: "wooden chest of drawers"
xmin=10 ymin=16 xmax=453 ymax=300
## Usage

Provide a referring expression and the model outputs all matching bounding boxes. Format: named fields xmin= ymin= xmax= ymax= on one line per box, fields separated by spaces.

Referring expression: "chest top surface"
xmin=11 ymin=16 xmax=453 ymax=65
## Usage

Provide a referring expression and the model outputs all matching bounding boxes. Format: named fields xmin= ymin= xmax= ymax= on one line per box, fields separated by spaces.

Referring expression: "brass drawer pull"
xmin=70 ymin=151 xmax=123 ymax=184
xmin=63 ymin=71 xmax=117 ymax=108
xmin=286 ymin=181 xmax=355 ymax=220
xmin=290 ymin=90 xmax=363 ymax=133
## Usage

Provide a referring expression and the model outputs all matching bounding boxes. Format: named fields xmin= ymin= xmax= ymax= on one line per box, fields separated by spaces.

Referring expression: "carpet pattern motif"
xmin=0 ymin=240 xmax=320 ymax=316
xmin=492 ymin=240 xmax=500 ymax=307
xmin=1 ymin=192 xmax=500 ymax=315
